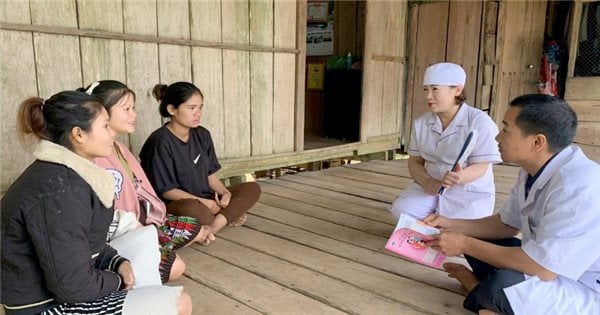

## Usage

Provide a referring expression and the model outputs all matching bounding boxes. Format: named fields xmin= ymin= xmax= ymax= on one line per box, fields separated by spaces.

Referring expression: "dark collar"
xmin=524 ymin=151 xmax=560 ymax=199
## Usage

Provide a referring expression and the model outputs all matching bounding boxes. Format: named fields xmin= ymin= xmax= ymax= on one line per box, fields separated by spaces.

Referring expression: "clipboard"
xmin=438 ymin=130 xmax=478 ymax=195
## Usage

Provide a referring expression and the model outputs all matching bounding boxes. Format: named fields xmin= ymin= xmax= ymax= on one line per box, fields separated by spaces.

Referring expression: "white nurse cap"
xmin=423 ymin=62 xmax=466 ymax=86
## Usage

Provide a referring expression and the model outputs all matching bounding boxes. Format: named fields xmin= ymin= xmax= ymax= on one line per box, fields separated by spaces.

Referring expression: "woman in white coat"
xmin=389 ymin=63 xmax=501 ymax=220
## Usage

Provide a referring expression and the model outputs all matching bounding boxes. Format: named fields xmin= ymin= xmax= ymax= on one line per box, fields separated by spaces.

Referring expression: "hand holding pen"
xmin=438 ymin=130 xmax=477 ymax=195
xmin=438 ymin=164 xmax=464 ymax=194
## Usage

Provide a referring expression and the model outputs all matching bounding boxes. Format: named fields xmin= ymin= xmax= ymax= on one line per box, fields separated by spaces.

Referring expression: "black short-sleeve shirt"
xmin=139 ymin=125 xmax=221 ymax=201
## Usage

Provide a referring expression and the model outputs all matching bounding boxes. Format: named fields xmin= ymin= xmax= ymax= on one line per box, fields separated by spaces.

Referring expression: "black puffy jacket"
xmin=1 ymin=141 xmax=127 ymax=314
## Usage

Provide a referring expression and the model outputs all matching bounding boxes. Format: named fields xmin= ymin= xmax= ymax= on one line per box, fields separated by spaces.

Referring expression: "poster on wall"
xmin=307 ymin=1 xmax=328 ymax=22
xmin=307 ymin=63 xmax=325 ymax=90
xmin=306 ymin=1 xmax=334 ymax=56
xmin=307 ymin=23 xmax=333 ymax=56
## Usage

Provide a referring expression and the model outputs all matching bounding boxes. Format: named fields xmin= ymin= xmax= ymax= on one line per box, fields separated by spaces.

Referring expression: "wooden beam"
xmin=273 ymin=1 xmax=297 ymax=154
xmin=295 ymin=0 xmax=307 ymax=152
xmin=484 ymin=1 xmax=498 ymax=34
xmin=0 ymin=22 xmax=300 ymax=54
xmin=403 ymin=4 xmax=419 ymax=147
xmin=370 ymin=54 xmax=406 ymax=63
xmin=217 ymin=137 xmax=401 ymax=178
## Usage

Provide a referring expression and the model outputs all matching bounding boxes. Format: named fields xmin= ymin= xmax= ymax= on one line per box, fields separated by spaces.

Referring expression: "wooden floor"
xmin=174 ymin=159 xmax=519 ymax=314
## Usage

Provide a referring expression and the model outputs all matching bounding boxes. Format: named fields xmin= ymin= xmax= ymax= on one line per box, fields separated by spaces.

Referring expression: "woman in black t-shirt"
xmin=140 ymin=82 xmax=261 ymax=244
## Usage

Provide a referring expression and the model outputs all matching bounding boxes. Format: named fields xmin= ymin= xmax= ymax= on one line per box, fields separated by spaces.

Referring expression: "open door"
xmin=303 ymin=0 xmax=366 ymax=150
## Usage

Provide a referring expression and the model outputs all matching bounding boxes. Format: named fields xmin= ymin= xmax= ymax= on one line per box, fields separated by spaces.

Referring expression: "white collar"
xmin=34 ymin=140 xmax=114 ymax=208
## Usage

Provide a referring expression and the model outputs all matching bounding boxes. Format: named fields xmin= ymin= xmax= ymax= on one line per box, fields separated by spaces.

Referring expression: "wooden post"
xmin=227 ymin=175 xmax=246 ymax=186
xmin=307 ymin=161 xmax=321 ymax=171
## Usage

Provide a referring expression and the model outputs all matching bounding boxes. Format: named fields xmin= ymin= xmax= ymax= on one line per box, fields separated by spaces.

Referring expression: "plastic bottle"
xmin=346 ymin=52 xmax=352 ymax=70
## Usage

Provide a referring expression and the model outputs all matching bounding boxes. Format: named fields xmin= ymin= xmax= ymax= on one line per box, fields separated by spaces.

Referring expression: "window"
xmin=574 ymin=1 xmax=600 ymax=77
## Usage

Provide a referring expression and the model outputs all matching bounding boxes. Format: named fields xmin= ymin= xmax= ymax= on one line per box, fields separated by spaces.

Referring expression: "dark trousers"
xmin=166 ymin=182 xmax=261 ymax=225
xmin=463 ymin=238 xmax=525 ymax=315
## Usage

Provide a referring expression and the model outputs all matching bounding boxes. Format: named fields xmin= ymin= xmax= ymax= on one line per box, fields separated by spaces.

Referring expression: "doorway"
xmin=303 ymin=0 xmax=366 ymax=150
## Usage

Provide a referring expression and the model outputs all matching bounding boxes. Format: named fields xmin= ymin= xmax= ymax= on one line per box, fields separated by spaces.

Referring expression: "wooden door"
xmin=361 ymin=0 xmax=408 ymax=142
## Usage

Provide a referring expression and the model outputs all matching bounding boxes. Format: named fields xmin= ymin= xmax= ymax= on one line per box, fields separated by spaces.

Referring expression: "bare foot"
xmin=228 ymin=213 xmax=247 ymax=227
xmin=201 ymin=238 xmax=212 ymax=246
xmin=443 ymin=262 xmax=480 ymax=291
xmin=196 ymin=225 xmax=216 ymax=246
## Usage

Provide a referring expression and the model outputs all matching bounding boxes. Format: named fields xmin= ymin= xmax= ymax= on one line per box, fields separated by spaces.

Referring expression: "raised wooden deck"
xmin=174 ymin=159 xmax=519 ymax=314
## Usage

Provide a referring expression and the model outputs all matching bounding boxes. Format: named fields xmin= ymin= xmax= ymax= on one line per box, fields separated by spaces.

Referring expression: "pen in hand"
xmin=438 ymin=130 xmax=477 ymax=195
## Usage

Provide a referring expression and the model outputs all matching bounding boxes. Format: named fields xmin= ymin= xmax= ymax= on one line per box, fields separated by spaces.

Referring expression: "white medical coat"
xmin=500 ymin=146 xmax=600 ymax=314
xmin=402 ymin=103 xmax=501 ymax=219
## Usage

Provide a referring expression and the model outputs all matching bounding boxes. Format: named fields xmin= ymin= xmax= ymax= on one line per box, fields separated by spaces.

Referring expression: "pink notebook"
xmin=385 ymin=227 xmax=446 ymax=269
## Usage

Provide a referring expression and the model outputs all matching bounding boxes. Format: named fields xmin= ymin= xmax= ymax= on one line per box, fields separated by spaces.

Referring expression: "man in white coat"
xmin=425 ymin=94 xmax=600 ymax=315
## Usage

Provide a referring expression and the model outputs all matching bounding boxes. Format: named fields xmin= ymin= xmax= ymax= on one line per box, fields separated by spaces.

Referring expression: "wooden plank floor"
xmin=174 ymin=159 xmax=519 ymax=314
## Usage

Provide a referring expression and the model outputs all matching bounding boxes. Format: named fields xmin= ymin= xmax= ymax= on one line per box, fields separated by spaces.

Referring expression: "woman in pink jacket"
xmin=88 ymin=80 xmax=214 ymax=284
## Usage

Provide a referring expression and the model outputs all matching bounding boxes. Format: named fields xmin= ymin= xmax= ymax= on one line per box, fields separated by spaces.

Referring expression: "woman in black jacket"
xmin=1 ymin=91 xmax=191 ymax=315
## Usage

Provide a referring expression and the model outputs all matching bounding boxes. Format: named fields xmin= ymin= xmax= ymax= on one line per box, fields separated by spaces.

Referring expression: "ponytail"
xmin=17 ymin=97 xmax=49 ymax=142
xmin=16 ymin=91 xmax=104 ymax=150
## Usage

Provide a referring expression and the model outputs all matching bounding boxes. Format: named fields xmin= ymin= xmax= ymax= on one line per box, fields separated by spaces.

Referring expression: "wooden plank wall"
xmin=250 ymin=0 xmax=274 ymax=156
xmin=123 ymin=0 xmax=160 ymax=154
xmin=403 ymin=1 xmax=449 ymax=142
xmin=31 ymin=0 xmax=82 ymax=98
xmin=404 ymin=0 xmax=492 ymax=143
xmin=411 ymin=0 xmax=449 ymax=122
xmin=491 ymin=0 xmax=547 ymax=127
xmin=78 ymin=0 xmax=129 ymax=145
xmin=446 ymin=1 xmax=483 ymax=108
xmin=191 ymin=0 xmax=225 ymax=157
xmin=0 ymin=0 xmax=37 ymax=192
xmin=477 ymin=1 xmax=499 ymax=112
xmin=362 ymin=1 xmax=408 ymax=141
xmin=222 ymin=1 xmax=251 ymax=158
xmin=565 ymin=1 xmax=600 ymax=162
xmin=273 ymin=1 xmax=297 ymax=154
xmin=0 ymin=0 xmax=299 ymax=194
